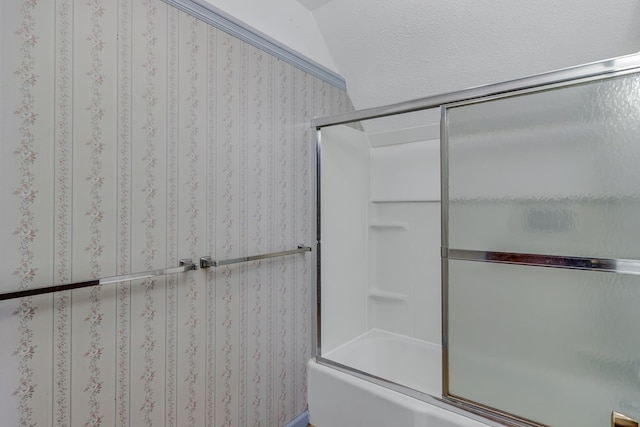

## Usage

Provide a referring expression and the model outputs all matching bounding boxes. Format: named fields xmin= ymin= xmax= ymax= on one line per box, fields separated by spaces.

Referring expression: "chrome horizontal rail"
xmin=200 ymin=245 xmax=312 ymax=268
xmin=0 ymin=259 xmax=197 ymax=301
xmin=447 ymin=248 xmax=640 ymax=276
xmin=312 ymin=52 xmax=640 ymax=128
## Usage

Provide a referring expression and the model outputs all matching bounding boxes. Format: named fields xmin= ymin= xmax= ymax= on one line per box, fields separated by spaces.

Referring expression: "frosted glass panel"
xmin=447 ymin=73 xmax=640 ymax=259
xmin=446 ymin=71 xmax=640 ymax=426
xmin=448 ymin=260 xmax=640 ymax=427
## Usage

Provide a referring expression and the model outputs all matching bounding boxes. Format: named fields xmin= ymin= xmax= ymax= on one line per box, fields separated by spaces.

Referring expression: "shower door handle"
xmin=612 ymin=412 xmax=638 ymax=427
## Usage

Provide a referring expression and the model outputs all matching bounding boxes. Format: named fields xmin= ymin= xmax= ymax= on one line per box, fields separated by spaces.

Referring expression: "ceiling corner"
xmin=296 ymin=0 xmax=335 ymax=11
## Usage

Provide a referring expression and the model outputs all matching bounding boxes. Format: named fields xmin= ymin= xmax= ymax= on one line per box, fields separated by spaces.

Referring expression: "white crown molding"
xmin=162 ymin=0 xmax=347 ymax=90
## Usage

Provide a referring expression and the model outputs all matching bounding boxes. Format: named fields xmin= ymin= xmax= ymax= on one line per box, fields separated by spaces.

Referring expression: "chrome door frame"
xmin=312 ymin=52 xmax=640 ymax=427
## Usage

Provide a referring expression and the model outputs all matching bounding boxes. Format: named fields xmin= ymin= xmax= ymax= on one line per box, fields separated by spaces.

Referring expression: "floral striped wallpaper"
xmin=0 ymin=0 xmax=351 ymax=425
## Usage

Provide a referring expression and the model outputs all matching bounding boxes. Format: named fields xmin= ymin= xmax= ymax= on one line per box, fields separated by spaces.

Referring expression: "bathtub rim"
xmin=313 ymin=355 xmax=540 ymax=427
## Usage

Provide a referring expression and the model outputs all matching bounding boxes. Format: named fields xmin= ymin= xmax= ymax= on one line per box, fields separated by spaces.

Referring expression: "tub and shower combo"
xmin=308 ymin=53 xmax=640 ymax=427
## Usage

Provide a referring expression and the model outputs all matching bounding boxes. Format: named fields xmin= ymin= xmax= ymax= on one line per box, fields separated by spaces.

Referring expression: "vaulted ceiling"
xmin=301 ymin=0 xmax=640 ymax=110
xmin=205 ymin=0 xmax=640 ymax=111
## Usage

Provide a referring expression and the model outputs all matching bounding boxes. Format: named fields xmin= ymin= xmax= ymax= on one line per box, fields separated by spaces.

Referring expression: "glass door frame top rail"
xmin=311 ymin=53 xmax=640 ymax=130
xmin=313 ymin=52 xmax=640 ymax=427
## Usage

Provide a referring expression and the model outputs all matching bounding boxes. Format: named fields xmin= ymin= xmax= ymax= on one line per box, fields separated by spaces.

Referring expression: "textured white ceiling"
xmin=310 ymin=0 xmax=640 ymax=110
xmin=296 ymin=0 xmax=335 ymax=11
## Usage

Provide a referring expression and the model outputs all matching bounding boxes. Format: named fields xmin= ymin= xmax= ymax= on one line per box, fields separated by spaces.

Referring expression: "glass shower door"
xmin=443 ymin=70 xmax=640 ymax=426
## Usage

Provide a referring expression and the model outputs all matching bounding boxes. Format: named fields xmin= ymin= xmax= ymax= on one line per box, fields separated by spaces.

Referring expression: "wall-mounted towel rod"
xmin=200 ymin=245 xmax=312 ymax=268
xmin=0 ymin=259 xmax=197 ymax=301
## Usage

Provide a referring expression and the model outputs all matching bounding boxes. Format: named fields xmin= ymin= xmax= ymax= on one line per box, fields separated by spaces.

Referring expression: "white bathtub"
xmin=322 ymin=329 xmax=442 ymax=396
xmin=308 ymin=330 xmax=492 ymax=427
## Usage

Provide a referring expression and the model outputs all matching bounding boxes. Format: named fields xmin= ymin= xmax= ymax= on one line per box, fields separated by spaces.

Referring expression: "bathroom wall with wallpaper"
xmin=0 ymin=0 xmax=350 ymax=425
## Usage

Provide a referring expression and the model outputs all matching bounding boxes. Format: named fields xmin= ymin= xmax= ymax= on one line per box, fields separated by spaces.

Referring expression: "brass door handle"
xmin=612 ymin=412 xmax=638 ymax=427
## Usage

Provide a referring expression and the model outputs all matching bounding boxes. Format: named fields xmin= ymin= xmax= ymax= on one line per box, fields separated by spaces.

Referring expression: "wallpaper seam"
xmin=240 ymin=39 xmax=249 ymax=427
xmin=165 ymin=6 xmax=179 ymax=427
xmin=83 ymin=0 xmax=108 ymax=424
xmin=116 ymin=0 xmax=133 ymax=425
xmin=277 ymin=58 xmax=289 ymax=426
xmin=220 ymin=32 xmax=234 ymax=427
xmin=13 ymin=0 xmax=40 ymax=426
xmin=298 ymin=69 xmax=311 ymax=413
xmin=267 ymin=53 xmax=275 ymax=427
xmin=140 ymin=0 xmax=161 ymax=425
xmin=184 ymin=14 xmax=202 ymax=427
xmin=54 ymin=0 xmax=73 ymax=424
xmin=249 ymin=46 xmax=266 ymax=427
xmin=292 ymin=64 xmax=298 ymax=415
xmin=206 ymin=22 xmax=217 ymax=427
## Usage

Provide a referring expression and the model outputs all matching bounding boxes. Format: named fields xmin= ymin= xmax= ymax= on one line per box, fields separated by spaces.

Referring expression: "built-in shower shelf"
xmin=369 ymin=223 xmax=408 ymax=230
xmin=368 ymin=288 xmax=408 ymax=302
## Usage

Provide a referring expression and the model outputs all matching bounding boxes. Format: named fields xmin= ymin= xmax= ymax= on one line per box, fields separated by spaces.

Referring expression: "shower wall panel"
xmin=0 ymin=0 xmax=351 ymax=425
xmin=320 ymin=125 xmax=370 ymax=354
xmin=368 ymin=126 xmax=441 ymax=345
xmin=368 ymin=202 xmax=440 ymax=343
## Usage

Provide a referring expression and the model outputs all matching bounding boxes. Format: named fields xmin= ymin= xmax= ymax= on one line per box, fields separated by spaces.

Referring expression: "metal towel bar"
xmin=0 ymin=259 xmax=197 ymax=301
xmin=0 ymin=244 xmax=313 ymax=301
xmin=200 ymin=245 xmax=312 ymax=268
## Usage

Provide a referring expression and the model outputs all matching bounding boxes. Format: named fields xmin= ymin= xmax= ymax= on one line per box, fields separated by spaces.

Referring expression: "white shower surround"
xmin=314 ymin=110 xmax=451 ymax=425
